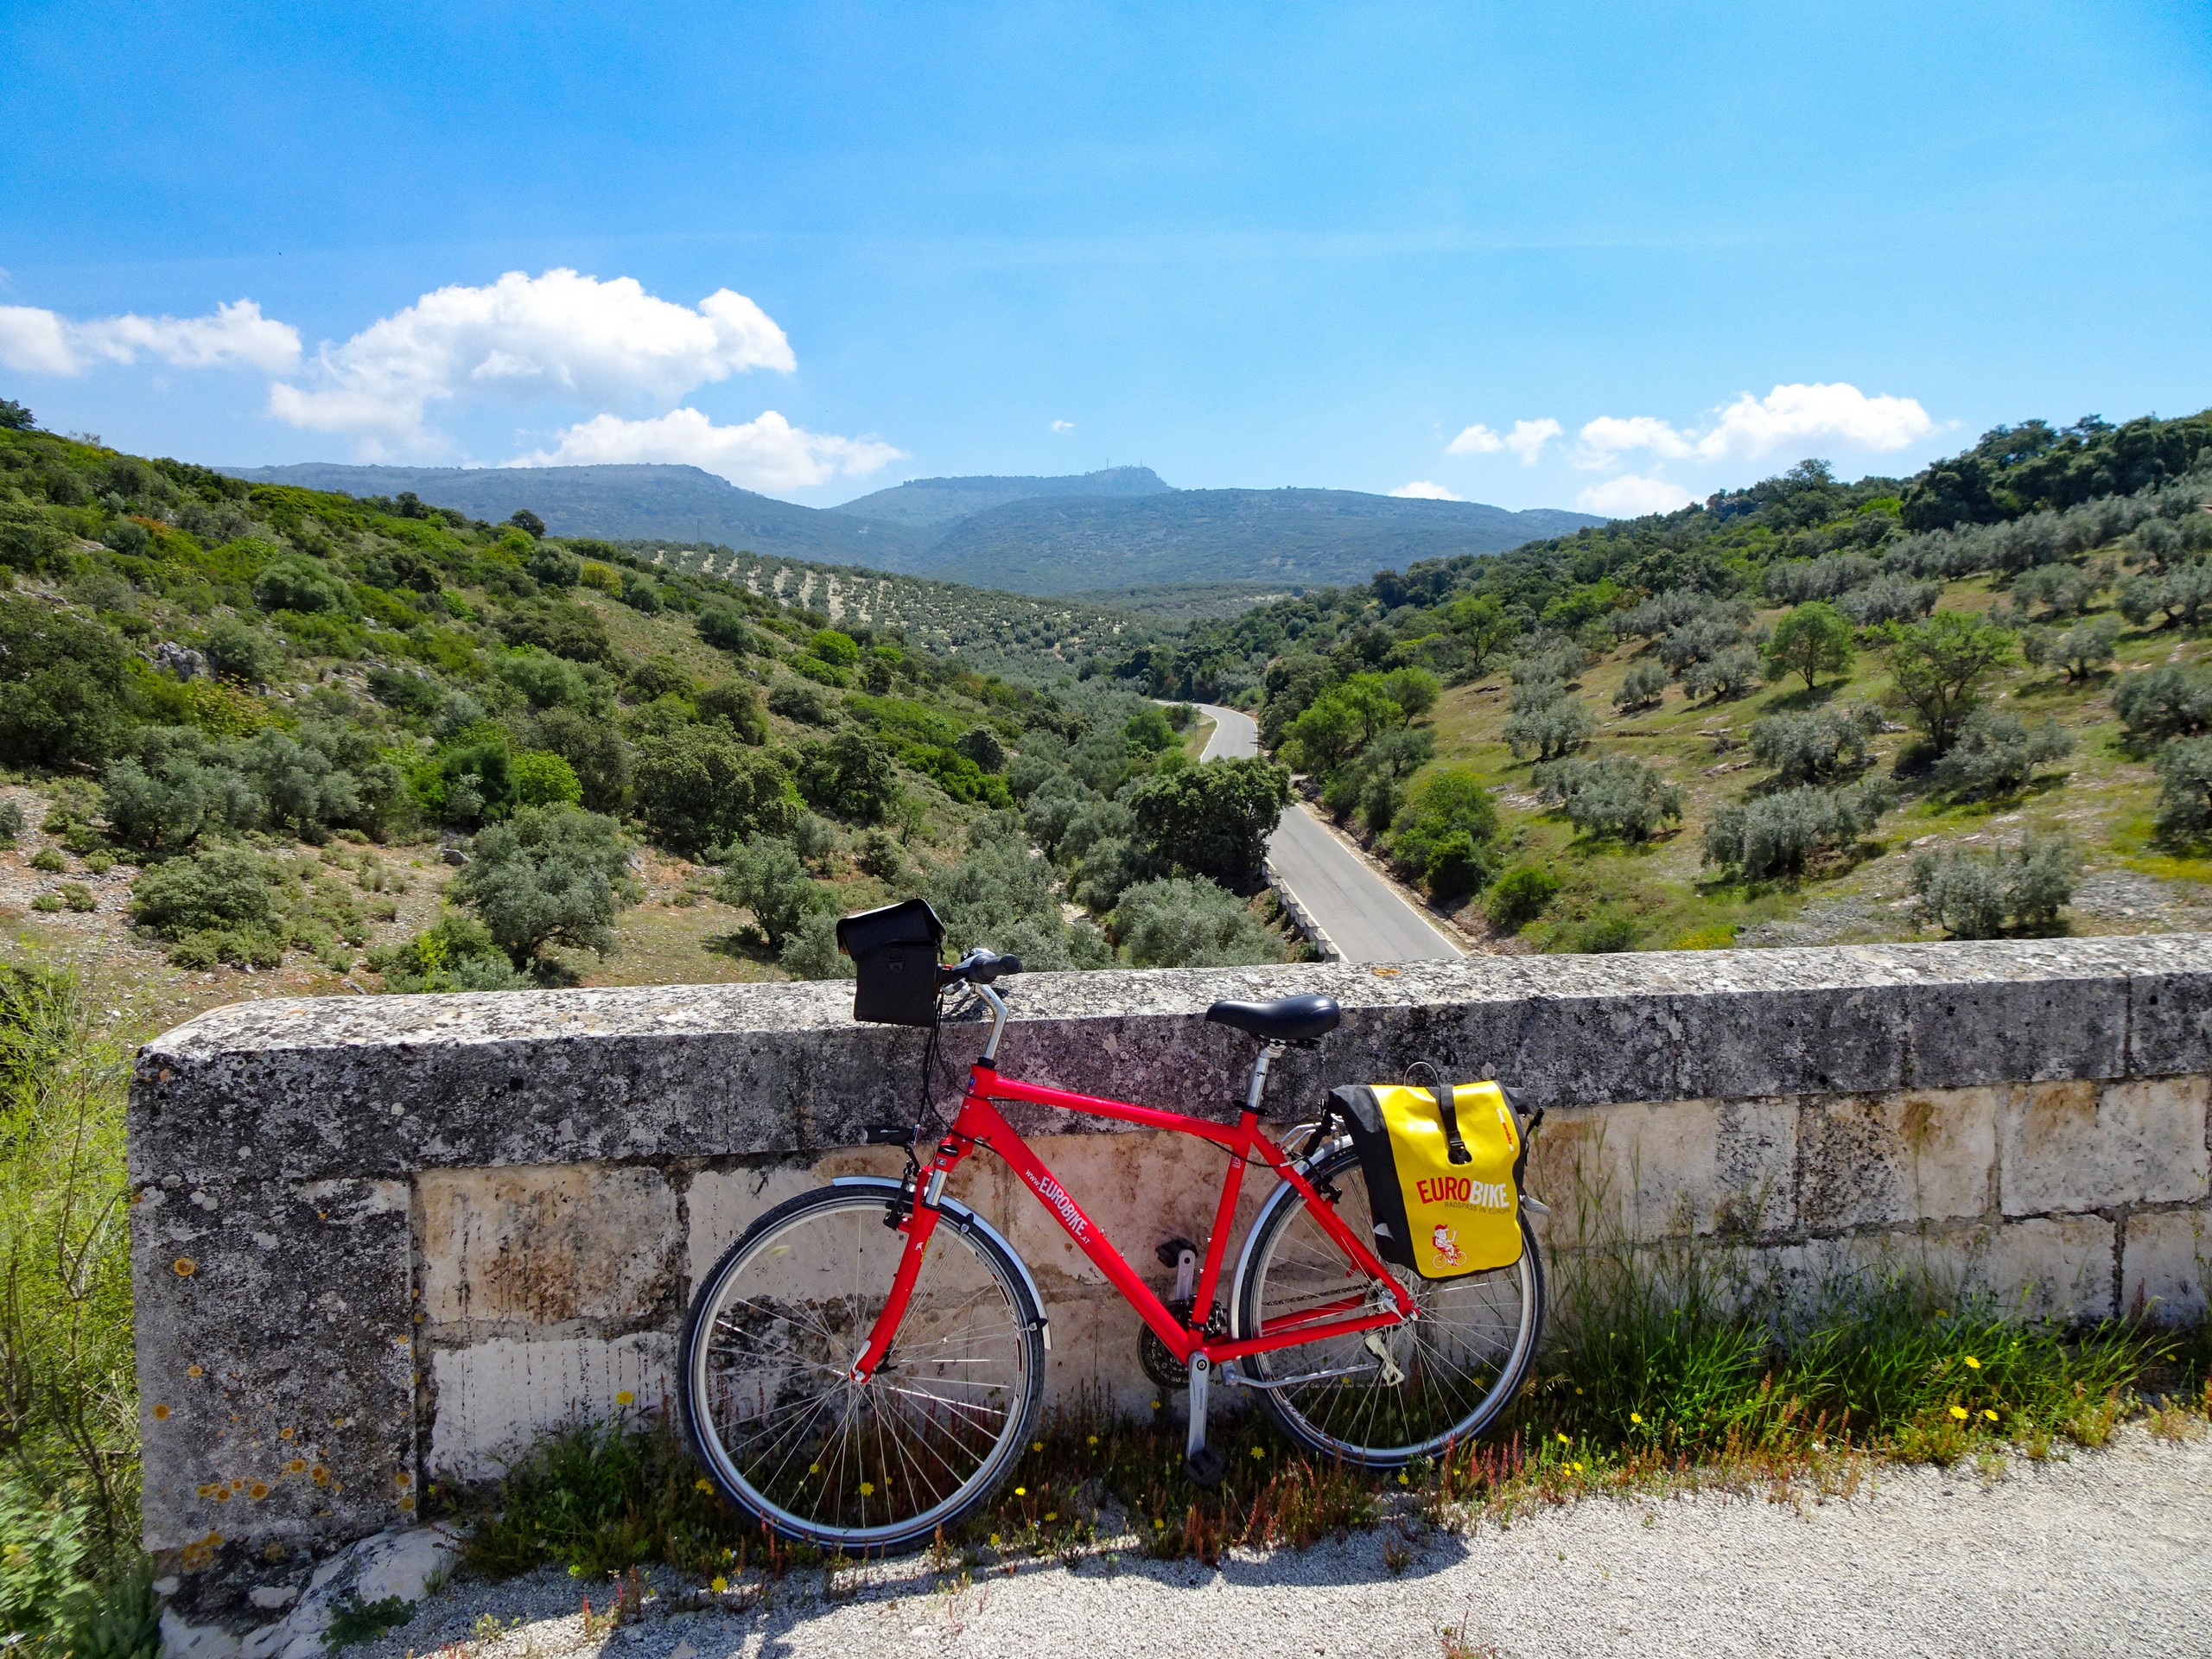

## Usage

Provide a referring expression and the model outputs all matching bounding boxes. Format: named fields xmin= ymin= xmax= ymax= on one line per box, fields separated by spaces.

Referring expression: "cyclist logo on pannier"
xmin=1430 ymin=1224 xmax=1465 ymax=1268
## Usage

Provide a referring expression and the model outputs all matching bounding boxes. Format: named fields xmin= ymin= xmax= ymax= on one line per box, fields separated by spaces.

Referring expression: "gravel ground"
xmin=358 ymin=1427 xmax=2212 ymax=1659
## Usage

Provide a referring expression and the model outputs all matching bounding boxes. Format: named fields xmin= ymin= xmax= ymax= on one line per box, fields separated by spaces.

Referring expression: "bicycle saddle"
xmin=1205 ymin=993 xmax=1339 ymax=1044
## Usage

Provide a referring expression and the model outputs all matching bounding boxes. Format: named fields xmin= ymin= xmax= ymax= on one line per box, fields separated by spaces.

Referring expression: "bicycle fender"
xmin=829 ymin=1175 xmax=1052 ymax=1351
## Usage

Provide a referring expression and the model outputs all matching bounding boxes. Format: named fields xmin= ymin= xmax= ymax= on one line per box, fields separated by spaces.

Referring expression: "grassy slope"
xmin=1421 ymin=576 xmax=2212 ymax=951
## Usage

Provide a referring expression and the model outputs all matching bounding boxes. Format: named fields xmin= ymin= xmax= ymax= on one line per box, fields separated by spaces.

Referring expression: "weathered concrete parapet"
xmin=131 ymin=938 xmax=2212 ymax=1624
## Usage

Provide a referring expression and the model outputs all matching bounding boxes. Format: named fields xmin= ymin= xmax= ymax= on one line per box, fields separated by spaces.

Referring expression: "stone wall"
xmin=131 ymin=938 xmax=2212 ymax=1620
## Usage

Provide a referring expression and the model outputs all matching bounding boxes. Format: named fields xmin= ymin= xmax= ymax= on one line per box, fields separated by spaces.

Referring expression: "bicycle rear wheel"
xmin=1232 ymin=1142 xmax=1542 ymax=1465
xmin=679 ymin=1183 xmax=1045 ymax=1552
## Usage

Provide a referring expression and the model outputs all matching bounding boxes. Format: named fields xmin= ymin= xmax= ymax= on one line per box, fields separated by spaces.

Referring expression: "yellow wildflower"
xmin=709 ymin=1576 xmax=728 ymax=1594
xmin=1949 ymin=1406 xmax=1969 ymax=1421
xmin=696 ymin=1478 xmax=714 ymax=1492
xmin=1961 ymin=1357 xmax=1980 ymax=1370
xmin=1629 ymin=1413 xmax=1643 ymax=1426
xmin=1014 ymin=1485 xmax=1027 ymax=1497
xmin=1984 ymin=1409 xmax=1999 ymax=1422
xmin=858 ymin=1481 xmax=874 ymax=1497
xmin=615 ymin=1389 xmax=635 ymax=1406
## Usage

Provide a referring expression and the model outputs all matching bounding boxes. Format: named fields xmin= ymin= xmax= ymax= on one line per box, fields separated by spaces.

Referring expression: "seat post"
xmin=1244 ymin=1042 xmax=1286 ymax=1112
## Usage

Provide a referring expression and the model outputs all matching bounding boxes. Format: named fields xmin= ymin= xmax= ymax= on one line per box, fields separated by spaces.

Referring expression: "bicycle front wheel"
xmin=679 ymin=1184 xmax=1045 ymax=1552
xmin=1233 ymin=1142 xmax=1543 ymax=1465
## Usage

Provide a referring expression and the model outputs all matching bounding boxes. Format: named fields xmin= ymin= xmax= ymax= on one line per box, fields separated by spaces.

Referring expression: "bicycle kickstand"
xmin=1183 ymin=1354 xmax=1229 ymax=1486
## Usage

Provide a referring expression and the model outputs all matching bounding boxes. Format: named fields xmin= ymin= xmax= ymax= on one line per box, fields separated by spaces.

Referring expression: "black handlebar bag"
xmin=836 ymin=899 xmax=945 ymax=1027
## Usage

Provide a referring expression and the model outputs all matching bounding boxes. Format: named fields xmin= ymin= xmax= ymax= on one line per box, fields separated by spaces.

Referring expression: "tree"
xmin=0 ymin=398 xmax=34 ymax=431
xmin=252 ymin=557 xmax=346 ymax=615
xmin=715 ymin=836 xmax=830 ymax=949
xmin=1929 ymin=709 xmax=2071 ymax=798
xmin=2154 ymin=736 xmax=2212 ymax=841
xmin=1385 ymin=767 xmax=1501 ymax=898
xmin=1112 ymin=877 xmax=1281 ymax=968
xmin=1910 ymin=836 xmax=2079 ymax=937
xmin=1748 ymin=707 xmax=1879 ymax=785
xmin=1533 ymin=754 xmax=1682 ymax=842
xmin=1503 ymin=694 xmax=1594 ymax=760
xmin=510 ymin=749 xmax=584 ymax=809
xmin=1615 ymin=660 xmax=1668 ymax=712
xmin=0 ymin=597 xmax=129 ymax=766
xmin=795 ymin=732 xmax=901 ymax=823
xmin=1128 ymin=757 xmax=1292 ymax=892
xmin=632 ymin=727 xmax=798 ymax=855
xmin=696 ymin=605 xmax=757 ymax=654
xmin=530 ymin=705 xmax=633 ymax=812
xmin=1283 ymin=677 xmax=1402 ymax=772
xmin=1873 ymin=612 xmax=2017 ymax=753
xmin=451 ymin=804 xmax=640 ymax=968
xmin=1701 ymin=781 xmax=1893 ymax=880
xmin=508 ymin=509 xmax=546 ymax=538
xmin=1764 ymin=602 xmax=1856 ymax=690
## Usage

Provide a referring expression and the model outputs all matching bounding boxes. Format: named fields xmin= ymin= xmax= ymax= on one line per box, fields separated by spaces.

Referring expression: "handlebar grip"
xmin=942 ymin=950 xmax=1023 ymax=986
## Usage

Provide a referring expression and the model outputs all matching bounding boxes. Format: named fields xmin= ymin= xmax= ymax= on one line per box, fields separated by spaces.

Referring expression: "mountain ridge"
xmin=218 ymin=460 xmax=1603 ymax=597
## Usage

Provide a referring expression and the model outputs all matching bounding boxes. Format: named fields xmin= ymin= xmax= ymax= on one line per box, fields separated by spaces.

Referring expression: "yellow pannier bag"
xmin=1326 ymin=1078 xmax=1532 ymax=1280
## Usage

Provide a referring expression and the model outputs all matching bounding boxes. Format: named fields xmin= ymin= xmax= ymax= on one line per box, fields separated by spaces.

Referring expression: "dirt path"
xmin=350 ymin=1427 xmax=2212 ymax=1659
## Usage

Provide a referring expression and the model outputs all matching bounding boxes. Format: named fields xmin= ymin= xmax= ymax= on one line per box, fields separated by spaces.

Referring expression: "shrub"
xmin=1873 ymin=612 xmax=2016 ymax=752
xmin=956 ymin=724 xmax=1007 ymax=772
xmin=1533 ymin=754 xmax=1682 ymax=842
xmin=1614 ymin=660 xmax=1668 ymax=712
xmin=1570 ymin=910 xmax=1641 ymax=953
xmin=1658 ymin=615 xmax=1745 ymax=677
xmin=510 ymin=750 xmax=584 ymax=809
xmin=0 ymin=801 xmax=22 ymax=845
xmin=251 ymin=556 xmax=346 ymax=615
xmin=366 ymin=666 xmax=443 ymax=717
xmin=451 ymin=805 xmax=640 ymax=967
xmin=496 ymin=599 xmax=613 ymax=664
xmin=1763 ymin=602 xmax=1855 ymax=690
xmin=620 ymin=569 xmax=664 ymax=613
xmin=1910 ymin=836 xmax=2081 ymax=937
xmin=2153 ymin=736 xmax=2212 ymax=841
xmin=777 ymin=909 xmax=856 ymax=980
xmin=367 ymin=913 xmax=532 ymax=992
xmin=766 ymin=677 xmax=836 ymax=725
xmin=29 ymin=848 xmax=64 ymax=874
xmin=695 ymin=681 xmax=768 ymax=744
xmin=2113 ymin=664 xmax=2212 ymax=749
xmin=129 ymin=844 xmax=288 ymax=964
xmin=1486 ymin=863 xmax=1560 ymax=931
xmin=1683 ymin=644 xmax=1763 ymax=702
xmin=200 ymin=616 xmax=283 ymax=685
xmin=1503 ymin=694 xmax=1594 ymax=760
xmin=1837 ymin=574 xmax=1940 ymax=627
xmin=2021 ymin=613 xmax=2120 ymax=680
xmin=809 ymin=629 xmax=860 ymax=667
xmin=715 ymin=836 xmax=830 ymax=950
xmin=1112 ymin=876 xmax=1282 ymax=967
xmin=696 ymin=606 xmax=757 ymax=653
xmin=1127 ymin=757 xmax=1293 ymax=891
xmin=922 ymin=815 xmax=1110 ymax=969
xmin=1929 ymin=709 xmax=2073 ymax=798
xmin=632 ymin=728 xmax=798 ymax=855
xmin=622 ymin=656 xmax=695 ymax=705
xmin=499 ymin=646 xmax=607 ymax=713
xmin=1386 ymin=767 xmax=1501 ymax=898
xmin=857 ymin=828 xmax=906 ymax=884
xmin=54 ymin=883 xmax=93 ymax=913
xmin=796 ymin=732 xmax=901 ymax=823
xmin=1701 ymin=780 xmax=1893 ymax=880
xmin=0 ymin=598 xmax=130 ymax=766
xmin=1749 ymin=706 xmax=1879 ymax=785
xmin=524 ymin=543 xmax=581 ymax=589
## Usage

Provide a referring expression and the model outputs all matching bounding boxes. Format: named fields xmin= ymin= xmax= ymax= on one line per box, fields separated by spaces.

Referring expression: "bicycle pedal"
xmin=1154 ymin=1236 xmax=1198 ymax=1269
xmin=1183 ymin=1444 xmax=1230 ymax=1487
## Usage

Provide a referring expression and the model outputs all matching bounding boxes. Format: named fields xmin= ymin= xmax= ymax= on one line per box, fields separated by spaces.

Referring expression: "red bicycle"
xmin=679 ymin=945 xmax=1546 ymax=1551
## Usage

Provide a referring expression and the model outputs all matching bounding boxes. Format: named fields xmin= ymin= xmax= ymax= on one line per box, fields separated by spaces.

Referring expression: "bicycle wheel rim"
xmin=1239 ymin=1146 xmax=1540 ymax=1464
xmin=686 ymin=1192 xmax=1036 ymax=1548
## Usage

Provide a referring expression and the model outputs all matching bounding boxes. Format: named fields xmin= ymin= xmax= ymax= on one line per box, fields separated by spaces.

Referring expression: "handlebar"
xmin=939 ymin=947 xmax=1023 ymax=988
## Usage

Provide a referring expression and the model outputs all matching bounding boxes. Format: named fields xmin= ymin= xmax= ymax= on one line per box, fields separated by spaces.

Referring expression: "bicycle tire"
xmin=679 ymin=1184 xmax=1046 ymax=1552
xmin=1231 ymin=1141 xmax=1544 ymax=1466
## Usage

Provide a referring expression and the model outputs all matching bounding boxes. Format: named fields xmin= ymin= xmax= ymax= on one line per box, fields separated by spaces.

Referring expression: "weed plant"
xmin=0 ymin=964 xmax=149 ymax=1654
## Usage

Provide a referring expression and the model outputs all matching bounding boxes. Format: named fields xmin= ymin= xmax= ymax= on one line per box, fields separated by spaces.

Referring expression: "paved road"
xmin=1193 ymin=703 xmax=1462 ymax=963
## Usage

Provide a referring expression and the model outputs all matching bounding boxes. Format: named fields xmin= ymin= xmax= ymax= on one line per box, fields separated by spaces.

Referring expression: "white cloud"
xmin=1447 ymin=417 xmax=1560 ymax=465
xmin=1577 ymin=383 xmax=1936 ymax=468
xmin=1389 ymin=480 xmax=1463 ymax=500
xmin=0 ymin=299 xmax=300 ymax=376
xmin=1050 ymin=419 xmax=1074 ymax=433
xmin=1576 ymin=474 xmax=1694 ymax=517
xmin=516 ymin=407 xmax=903 ymax=493
xmin=269 ymin=269 xmax=795 ymax=440
xmin=1697 ymin=382 xmax=1936 ymax=460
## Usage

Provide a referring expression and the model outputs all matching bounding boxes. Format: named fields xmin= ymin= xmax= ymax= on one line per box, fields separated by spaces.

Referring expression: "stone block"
xmin=1981 ymin=1215 xmax=2116 ymax=1319
xmin=418 ymin=1164 xmax=682 ymax=1334
xmin=1999 ymin=1077 xmax=2211 ymax=1216
xmin=1797 ymin=1088 xmax=1997 ymax=1232
xmin=1904 ymin=976 xmax=2127 ymax=1089
xmin=425 ymin=1332 xmax=672 ymax=1481
xmin=2121 ymin=1206 xmax=2210 ymax=1325
xmin=1531 ymin=1098 xmax=1795 ymax=1246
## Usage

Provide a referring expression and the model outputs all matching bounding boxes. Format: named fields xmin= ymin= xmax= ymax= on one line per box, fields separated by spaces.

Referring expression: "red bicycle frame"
xmin=849 ymin=1060 xmax=1414 ymax=1383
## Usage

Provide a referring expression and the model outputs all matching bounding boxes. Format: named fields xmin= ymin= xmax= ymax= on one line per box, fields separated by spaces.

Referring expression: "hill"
xmin=1109 ymin=409 xmax=2212 ymax=953
xmin=831 ymin=465 xmax=1172 ymax=526
xmin=914 ymin=489 xmax=1602 ymax=594
xmin=219 ymin=460 xmax=1599 ymax=599
xmin=621 ymin=539 xmax=1156 ymax=681
xmin=220 ymin=461 xmax=929 ymax=567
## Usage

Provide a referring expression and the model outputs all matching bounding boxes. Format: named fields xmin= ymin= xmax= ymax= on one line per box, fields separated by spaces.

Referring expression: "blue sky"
xmin=3 ymin=2 xmax=2207 ymax=513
